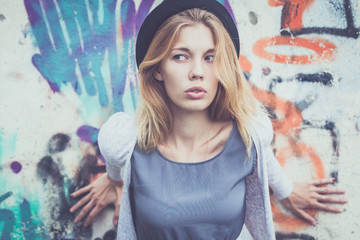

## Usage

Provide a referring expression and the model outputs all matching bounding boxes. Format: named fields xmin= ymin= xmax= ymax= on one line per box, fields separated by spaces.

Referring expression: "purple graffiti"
xmin=24 ymin=0 xmax=234 ymax=112
xmin=24 ymin=0 xmax=159 ymax=112
xmin=76 ymin=125 xmax=99 ymax=143
xmin=10 ymin=161 xmax=22 ymax=174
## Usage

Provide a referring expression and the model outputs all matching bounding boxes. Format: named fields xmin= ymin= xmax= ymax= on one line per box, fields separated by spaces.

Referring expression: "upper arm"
xmin=253 ymin=114 xmax=293 ymax=199
xmin=98 ymin=112 xmax=137 ymax=181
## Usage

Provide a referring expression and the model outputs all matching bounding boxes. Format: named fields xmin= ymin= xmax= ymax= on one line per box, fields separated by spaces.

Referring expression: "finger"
xmin=70 ymin=185 xmax=91 ymax=198
xmin=310 ymin=178 xmax=336 ymax=186
xmin=316 ymin=187 xmax=345 ymax=195
xmin=318 ymin=194 xmax=348 ymax=204
xmin=113 ymin=200 xmax=121 ymax=226
xmin=84 ymin=205 xmax=105 ymax=227
xmin=325 ymin=189 xmax=346 ymax=194
xmin=317 ymin=194 xmax=327 ymax=202
xmin=313 ymin=201 xmax=343 ymax=213
xmin=316 ymin=186 xmax=327 ymax=194
xmin=70 ymin=193 xmax=91 ymax=213
xmin=74 ymin=199 xmax=95 ymax=223
xmin=295 ymin=209 xmax=317 ymax=226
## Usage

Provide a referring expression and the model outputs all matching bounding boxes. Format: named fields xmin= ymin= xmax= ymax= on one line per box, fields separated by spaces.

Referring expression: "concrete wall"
xmin=0 ymin=0 xmax=359 ymax=239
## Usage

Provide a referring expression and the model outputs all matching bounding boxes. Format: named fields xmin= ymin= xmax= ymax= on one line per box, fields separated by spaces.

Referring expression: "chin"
xmin=183 ymin=103 xmax=212 ymax=113
xmin=170 ymin=98 xmax=214 ymax=113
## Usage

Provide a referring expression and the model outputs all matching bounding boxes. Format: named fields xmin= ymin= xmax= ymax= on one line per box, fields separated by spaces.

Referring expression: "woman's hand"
xmin=280 ymin=178 xmax=347 ymax=226
xmin=69 ymin=173 xmax=124 ymax=227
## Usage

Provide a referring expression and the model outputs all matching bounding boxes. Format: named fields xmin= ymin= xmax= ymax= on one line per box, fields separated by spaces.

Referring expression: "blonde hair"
xmin=137 ymin=8 xmax=263 ymax=155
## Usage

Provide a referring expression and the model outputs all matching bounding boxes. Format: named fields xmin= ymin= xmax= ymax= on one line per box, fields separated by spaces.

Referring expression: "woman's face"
xmin=155 ymin=23 xmax=218 ymax=114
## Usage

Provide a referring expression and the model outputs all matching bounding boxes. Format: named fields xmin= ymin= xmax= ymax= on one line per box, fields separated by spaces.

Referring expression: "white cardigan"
xmin=98 ymin=112 xmax=293 ymax=240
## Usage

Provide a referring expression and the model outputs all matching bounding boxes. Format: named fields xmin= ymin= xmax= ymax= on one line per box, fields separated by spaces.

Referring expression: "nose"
xmin=189 ymin=59 xmax=204 ymax=80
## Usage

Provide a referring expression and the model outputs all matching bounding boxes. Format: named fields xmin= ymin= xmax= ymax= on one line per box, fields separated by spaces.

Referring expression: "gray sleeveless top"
xmin=129 ymin=122 xmax=255 ymax=240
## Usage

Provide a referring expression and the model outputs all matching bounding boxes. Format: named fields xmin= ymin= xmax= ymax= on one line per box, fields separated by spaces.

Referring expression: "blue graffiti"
xmin=24 ymin=0 xmax=119 ymax=108
xmin=0 ymin=192 xmax=43 ymax=239
xmin=24 ymin=0 xmax=235 ymax=113
xmin=24 ymin=0 xmax=158 ymax=113
xmin=76 ymin=125 xmax=99 ymax=143
xmin=0 ymin=193 xmax=14 ymax=239
xmin=20 ymin=200 xmax=37 ymax=240
xmin=0 ymin=208 xmax=15 ymax=240
xmin=0 ymin=132 xmax=2 ymax=171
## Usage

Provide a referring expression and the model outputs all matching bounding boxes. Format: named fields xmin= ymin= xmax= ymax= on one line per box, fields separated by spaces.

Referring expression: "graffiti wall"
xmin=0 ymin=0 xmax=359 ymax=239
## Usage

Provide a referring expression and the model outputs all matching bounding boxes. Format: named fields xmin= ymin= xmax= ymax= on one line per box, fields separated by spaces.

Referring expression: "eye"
xmin=173 ymin=54 xmax=187 ymax=61
xmin=204 ymin=55 xmax=214 ymax=62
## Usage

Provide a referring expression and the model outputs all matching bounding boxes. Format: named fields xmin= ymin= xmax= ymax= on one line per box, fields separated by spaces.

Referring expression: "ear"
xmin=154 ymin=68 xmax=163 ymax=81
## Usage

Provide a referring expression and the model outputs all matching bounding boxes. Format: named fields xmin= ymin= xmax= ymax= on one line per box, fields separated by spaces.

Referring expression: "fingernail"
xmin=70 ymin=194 xmax=74 ymax=198
xmin=69 ymin=208 xmax=73 ymax=213
xmin=332 ymin=178 xmax=337 ymax=182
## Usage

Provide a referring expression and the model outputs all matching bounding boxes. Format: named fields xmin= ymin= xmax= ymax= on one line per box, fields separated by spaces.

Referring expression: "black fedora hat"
xmin=135 ymin=0 xmax=240 ymax=67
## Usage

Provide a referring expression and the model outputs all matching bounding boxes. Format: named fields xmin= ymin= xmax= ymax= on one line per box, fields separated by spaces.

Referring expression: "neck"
xmin=166 ymin=109 xmax=213 ymax=150
xmin=158 ymin=107 xmax=233 ymax=163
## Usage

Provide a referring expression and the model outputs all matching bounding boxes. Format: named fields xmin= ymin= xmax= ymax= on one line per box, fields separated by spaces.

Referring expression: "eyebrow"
xmin=171 ymin=47 xmax=215 ymax=54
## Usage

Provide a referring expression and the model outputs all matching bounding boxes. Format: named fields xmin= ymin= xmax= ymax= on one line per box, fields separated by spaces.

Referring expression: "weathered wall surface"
xmin=0 ymin=0 xmax=359 ymax=239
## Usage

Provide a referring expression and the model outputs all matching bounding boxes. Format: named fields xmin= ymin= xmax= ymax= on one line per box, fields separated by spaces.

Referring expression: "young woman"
xmin=70 ymin=0 xmax=346 ymax=239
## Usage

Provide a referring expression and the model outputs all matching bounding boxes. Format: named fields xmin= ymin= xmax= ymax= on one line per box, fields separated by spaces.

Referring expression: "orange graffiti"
xmin=272 ymin=143 xmax=325 ymax=232
xmin=239 ymin=55 xmax=253 ymax=73
xmin=268 ymin=0 xmax=285 ymax=7
xmin=251 ymin=85 xmax=325 ymax=231
xmin=251 ymin=86 xmax=302 ymax=135
xmin=253 ymin=36 xmax=336 ymax=64
xmin=282 ymin=0 xmax=315 ymax=30
xmin=267 ymin=0 xmax=315 ymax=30
xmin=253 ymin=0 xmax=334 ymax=233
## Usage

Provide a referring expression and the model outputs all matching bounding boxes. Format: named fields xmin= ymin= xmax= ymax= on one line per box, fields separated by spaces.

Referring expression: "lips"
xmin=185 ymin=86 xmax=207 ymax=99
xmin=185 ymin=86 xmax=206 ymax=93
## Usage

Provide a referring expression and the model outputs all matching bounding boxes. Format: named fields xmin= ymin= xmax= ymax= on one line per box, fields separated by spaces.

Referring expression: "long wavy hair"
xmin=136 ymin=8 xmax=263 ymax=155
